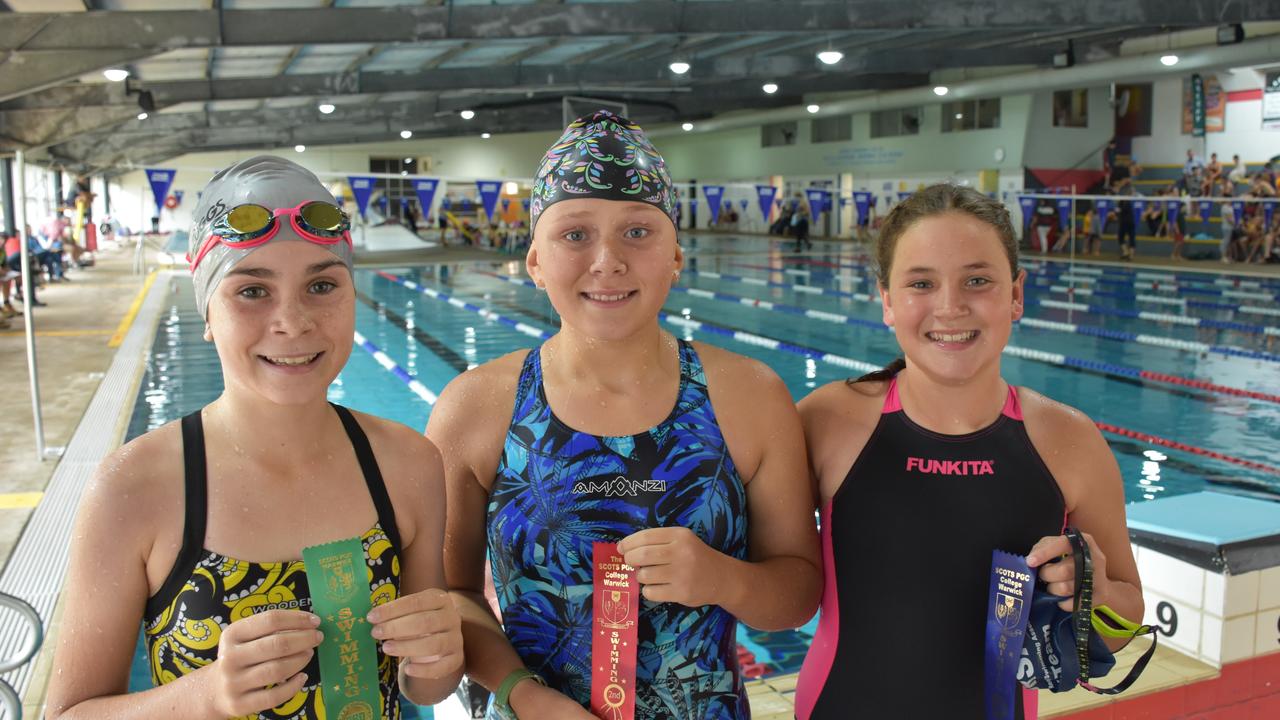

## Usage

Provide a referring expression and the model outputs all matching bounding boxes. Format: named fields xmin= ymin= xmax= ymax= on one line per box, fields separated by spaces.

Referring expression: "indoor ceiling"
xmin=0 ymin=0 xmax=1271 ymax=171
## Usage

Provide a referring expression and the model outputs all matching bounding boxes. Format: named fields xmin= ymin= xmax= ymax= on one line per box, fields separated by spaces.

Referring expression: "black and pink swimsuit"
xmin=795 ymin=377 xmax=1066 ymax=720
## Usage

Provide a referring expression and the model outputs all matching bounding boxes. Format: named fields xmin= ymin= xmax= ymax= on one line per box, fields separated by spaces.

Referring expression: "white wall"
xmin=1130 ymin=73 xmax=1280 ymax=167
xmin=659 ymin=96 xmax=1030 ymax=183
xmin=1022 ymin=86 xmax=1114 ymax=168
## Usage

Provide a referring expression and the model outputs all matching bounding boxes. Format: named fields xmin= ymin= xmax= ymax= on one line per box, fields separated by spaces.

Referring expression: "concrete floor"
xmin=0 ymin=242 xmax=147 ymax=570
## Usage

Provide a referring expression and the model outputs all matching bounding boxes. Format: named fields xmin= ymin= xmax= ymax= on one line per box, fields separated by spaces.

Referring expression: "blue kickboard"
xmin=1126 ymin=491 xmax=1280 ymax=546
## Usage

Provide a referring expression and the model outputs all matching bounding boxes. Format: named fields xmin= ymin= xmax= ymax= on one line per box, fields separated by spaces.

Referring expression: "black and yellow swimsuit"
xmin=144 ymin=405 xmax=403 ymax=719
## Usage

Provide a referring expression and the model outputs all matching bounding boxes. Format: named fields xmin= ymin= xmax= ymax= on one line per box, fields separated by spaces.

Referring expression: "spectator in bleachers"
xmin=1219 ymin=186 xmax=1237 ymax=263
xmin=1227 ymin=154 xmax=1248 ymax=185
xmin=1169 ymin=196 xmax=1187 ymax=261
xmin=1142 ymin=190 xmax=1167 ymax=236
xmin=1181 ymin=149 xmax=1203 ymax=190
xmin=1242 ymin=211 xmax=1267 ymax=263
xmin=1203 ymin=153 xmax=1222 ymax=195
xmin=1249 ymin=174 xmax=1277 ymax=198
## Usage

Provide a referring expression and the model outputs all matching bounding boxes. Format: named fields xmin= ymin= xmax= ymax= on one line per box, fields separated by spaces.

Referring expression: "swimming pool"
xmin=123 ymin=235 xmax=1280 ymax=694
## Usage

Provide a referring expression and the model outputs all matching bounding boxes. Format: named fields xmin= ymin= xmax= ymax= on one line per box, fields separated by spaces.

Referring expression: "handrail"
xmin=0 ymin=592 xmax=44 ymax=720
xmin=1037 ymin=139 xmax=1114 ymax=191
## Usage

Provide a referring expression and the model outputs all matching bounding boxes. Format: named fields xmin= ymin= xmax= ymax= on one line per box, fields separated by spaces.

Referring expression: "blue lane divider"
xmin=674 ymin=267 xmax=1280 ymax=355
xmin=1020 ymin=269 xmax=1280 ymax=303
xmin=788 ymin=259 xmax=1280 ymax=317
xmin=351 ymin=330 xmax=439 ymax=404
xmin=1021 ymin=282 xmax=1280 ymax=324
xmin=714 ymin=265 xmax=1280 ymax=338
xmin=363 ymin=271 xmax=1280 ymax=474
xmin=472 ymin=271 xmax=1280 ymax=400
xmin=1031 ymin=297 xmax=1280 ymax=338
xmin=1020 ymin=258 xmax=1280 ymax=291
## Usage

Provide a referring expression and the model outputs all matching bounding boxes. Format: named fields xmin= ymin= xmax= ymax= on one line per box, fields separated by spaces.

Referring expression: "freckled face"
xmin=527 ymin=198 xmax=682 ymax=341
xmin=879 ymin=212 xmax=1024 ymax=385
xmin=205 ymin=241 xmax=354 ymax=405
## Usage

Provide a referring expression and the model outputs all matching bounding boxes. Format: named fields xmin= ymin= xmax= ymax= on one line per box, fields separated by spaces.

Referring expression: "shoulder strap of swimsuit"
xmin=881 ymin=376 xmax=902 ymax=414
xmin=514 ymin=344 xmax=543 ymax=415
xmin=332 ymin=404 xmax=404 ymax=553
xmin=148 ymin=410 xmax=211 ymax=610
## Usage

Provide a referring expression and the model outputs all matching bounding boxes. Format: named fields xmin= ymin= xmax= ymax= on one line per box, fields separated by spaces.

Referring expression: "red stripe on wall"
xmin=1227 ymin=88 xmax=1263 ymax=102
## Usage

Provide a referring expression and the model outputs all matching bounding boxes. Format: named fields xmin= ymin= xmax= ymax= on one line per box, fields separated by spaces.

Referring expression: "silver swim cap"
xmin=188 ymin=155 xmax=353 ymax=318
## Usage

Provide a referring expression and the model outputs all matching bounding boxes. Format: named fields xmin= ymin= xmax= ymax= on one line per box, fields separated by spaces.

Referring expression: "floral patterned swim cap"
xmin=529 ymin=110 xmax=677 ymax=234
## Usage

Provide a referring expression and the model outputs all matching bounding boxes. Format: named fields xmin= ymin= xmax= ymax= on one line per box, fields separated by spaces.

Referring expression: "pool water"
xmin=123 ymin=236 xmax=1279 ymax=700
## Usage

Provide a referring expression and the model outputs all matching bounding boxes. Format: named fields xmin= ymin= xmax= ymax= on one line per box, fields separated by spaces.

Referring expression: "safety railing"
xmin=0 ymin=592 xmax=43 ymax=720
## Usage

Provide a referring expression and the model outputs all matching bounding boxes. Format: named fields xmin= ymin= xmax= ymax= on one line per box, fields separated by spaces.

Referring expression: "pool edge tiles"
xmin=3 ymin=270 xmax=176 ymax=713
xmin=1123 ymin=491 xmax=1280 ymax=670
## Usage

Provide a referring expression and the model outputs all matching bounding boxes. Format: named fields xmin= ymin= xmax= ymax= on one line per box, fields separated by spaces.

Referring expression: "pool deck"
xmin=2 ymin=234 xmax=1278 ymax=718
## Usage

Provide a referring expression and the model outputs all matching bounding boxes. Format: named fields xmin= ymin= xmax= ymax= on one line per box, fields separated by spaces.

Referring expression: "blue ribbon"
xmin=985 ymin=551 xmax=1037 ymax=720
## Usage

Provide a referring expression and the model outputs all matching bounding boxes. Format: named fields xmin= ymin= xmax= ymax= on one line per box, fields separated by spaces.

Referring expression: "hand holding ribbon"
xmin=201 ymin=609 xmax=323 ymax=718
xmin=368 ymin=588 xmax=464 ymax=680
xmin=618 ymin=527 xmax=725 ymax=606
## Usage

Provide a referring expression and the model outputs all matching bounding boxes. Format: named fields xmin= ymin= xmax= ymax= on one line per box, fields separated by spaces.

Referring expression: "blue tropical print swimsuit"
xmin=487 ymin=340 xmax=750 ymax=719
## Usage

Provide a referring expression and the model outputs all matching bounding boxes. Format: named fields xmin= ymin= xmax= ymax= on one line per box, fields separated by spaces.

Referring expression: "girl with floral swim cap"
xmin=48 ymin=156 xmax=463 ymax=719
xmin=430 ymin=111 xmax=821 ymax=719
xmin=793 ymin=184 xmax=1143 ymax=720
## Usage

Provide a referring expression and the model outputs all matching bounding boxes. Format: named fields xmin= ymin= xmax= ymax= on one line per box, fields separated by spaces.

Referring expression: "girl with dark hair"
xmin=793 ymin=184 xmax=1143 ymax=720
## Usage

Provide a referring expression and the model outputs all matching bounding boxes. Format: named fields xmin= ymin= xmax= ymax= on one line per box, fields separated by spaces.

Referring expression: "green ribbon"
xmin=303 ymin=537 xmax=383 ymax=719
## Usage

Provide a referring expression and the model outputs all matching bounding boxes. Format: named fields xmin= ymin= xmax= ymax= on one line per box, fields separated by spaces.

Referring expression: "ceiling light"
xmin=806 ymin=104 xmax=820 ymax=114
xmin=816 ymin=50 xmax=844 ymax=65
xmin=294 ymin=144 xmax=305 ymax=153
xmin=460 ymin=109 xmax=475 ymax=120
xmin=762 ymin=82 xmax=778 ymax=94
xmin=400 ymin=130 xmax=412 ymax=139
xmin=136 ymin=112 xmax=148 ymax=121
xmin=318 ymin=103 xmax=335 ymax=114
xmin=933 ymin=86 xmax=949 ymax=96
xmin=505 ymin=181 xmax=519 ymax=194
xmin=669 ymin=61 xmax=690 ymax=75
xmin=481 ymin=132 xmax=491 ymax=139
xmin=404 ymin=157 xmax=413 ymax=164
xmin=103 ymin=68 xmax=129 ymax=82
xmin=400 ymin=170 xmax=408 ymax=176
xmin=681 ymin=122 xmax=694 ymax=131
xmin=955 ymin=113 xmax=963 ymax=119
xmin=1160 ymin=54 xmax=1179 ymax=66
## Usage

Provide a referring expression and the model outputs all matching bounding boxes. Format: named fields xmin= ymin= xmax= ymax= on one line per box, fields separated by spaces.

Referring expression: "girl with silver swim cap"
xmin=49 ymin=155 xmax=464 ymax=719
xmin=432 ymin=112 xmax=821 ymax=719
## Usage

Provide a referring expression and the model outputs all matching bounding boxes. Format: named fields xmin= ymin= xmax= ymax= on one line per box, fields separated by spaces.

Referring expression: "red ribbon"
xmin=591 ymin=542 xmax=639 ymax=720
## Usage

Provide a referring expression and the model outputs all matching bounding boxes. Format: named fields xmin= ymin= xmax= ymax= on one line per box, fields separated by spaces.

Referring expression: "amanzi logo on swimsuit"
xmin=906 ymin=457 xmax=996 ymax=476
xmin=573 ymin=475 xmax=667 ymax=497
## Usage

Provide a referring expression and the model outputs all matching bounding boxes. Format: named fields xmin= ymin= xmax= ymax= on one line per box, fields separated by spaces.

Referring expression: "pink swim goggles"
xmin=188 ymin=201 xmax=352 ymax=272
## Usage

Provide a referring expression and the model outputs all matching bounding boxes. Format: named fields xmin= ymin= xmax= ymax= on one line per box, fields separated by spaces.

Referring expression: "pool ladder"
xmin=0 ymin=593 xmax=42 ymax=720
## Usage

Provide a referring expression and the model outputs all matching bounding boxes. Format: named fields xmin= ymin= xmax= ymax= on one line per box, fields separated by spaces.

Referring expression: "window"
xmin=1053 ymin=89 xmax=1088 ymax=127
xmin=942 ymin=98 xmax=1001 ymax=132
xmin=977 ymin=98 xmax=1001 ymax=129
xmin=368 ymin=157 xmax=418 ymax=215
xmin=811 ymin=114 xmax=851 ymax=143
xmin=870 ymin=108 xmax=920 ymax=138
xmin=761 ymin=121 xmax=797 ymax=147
